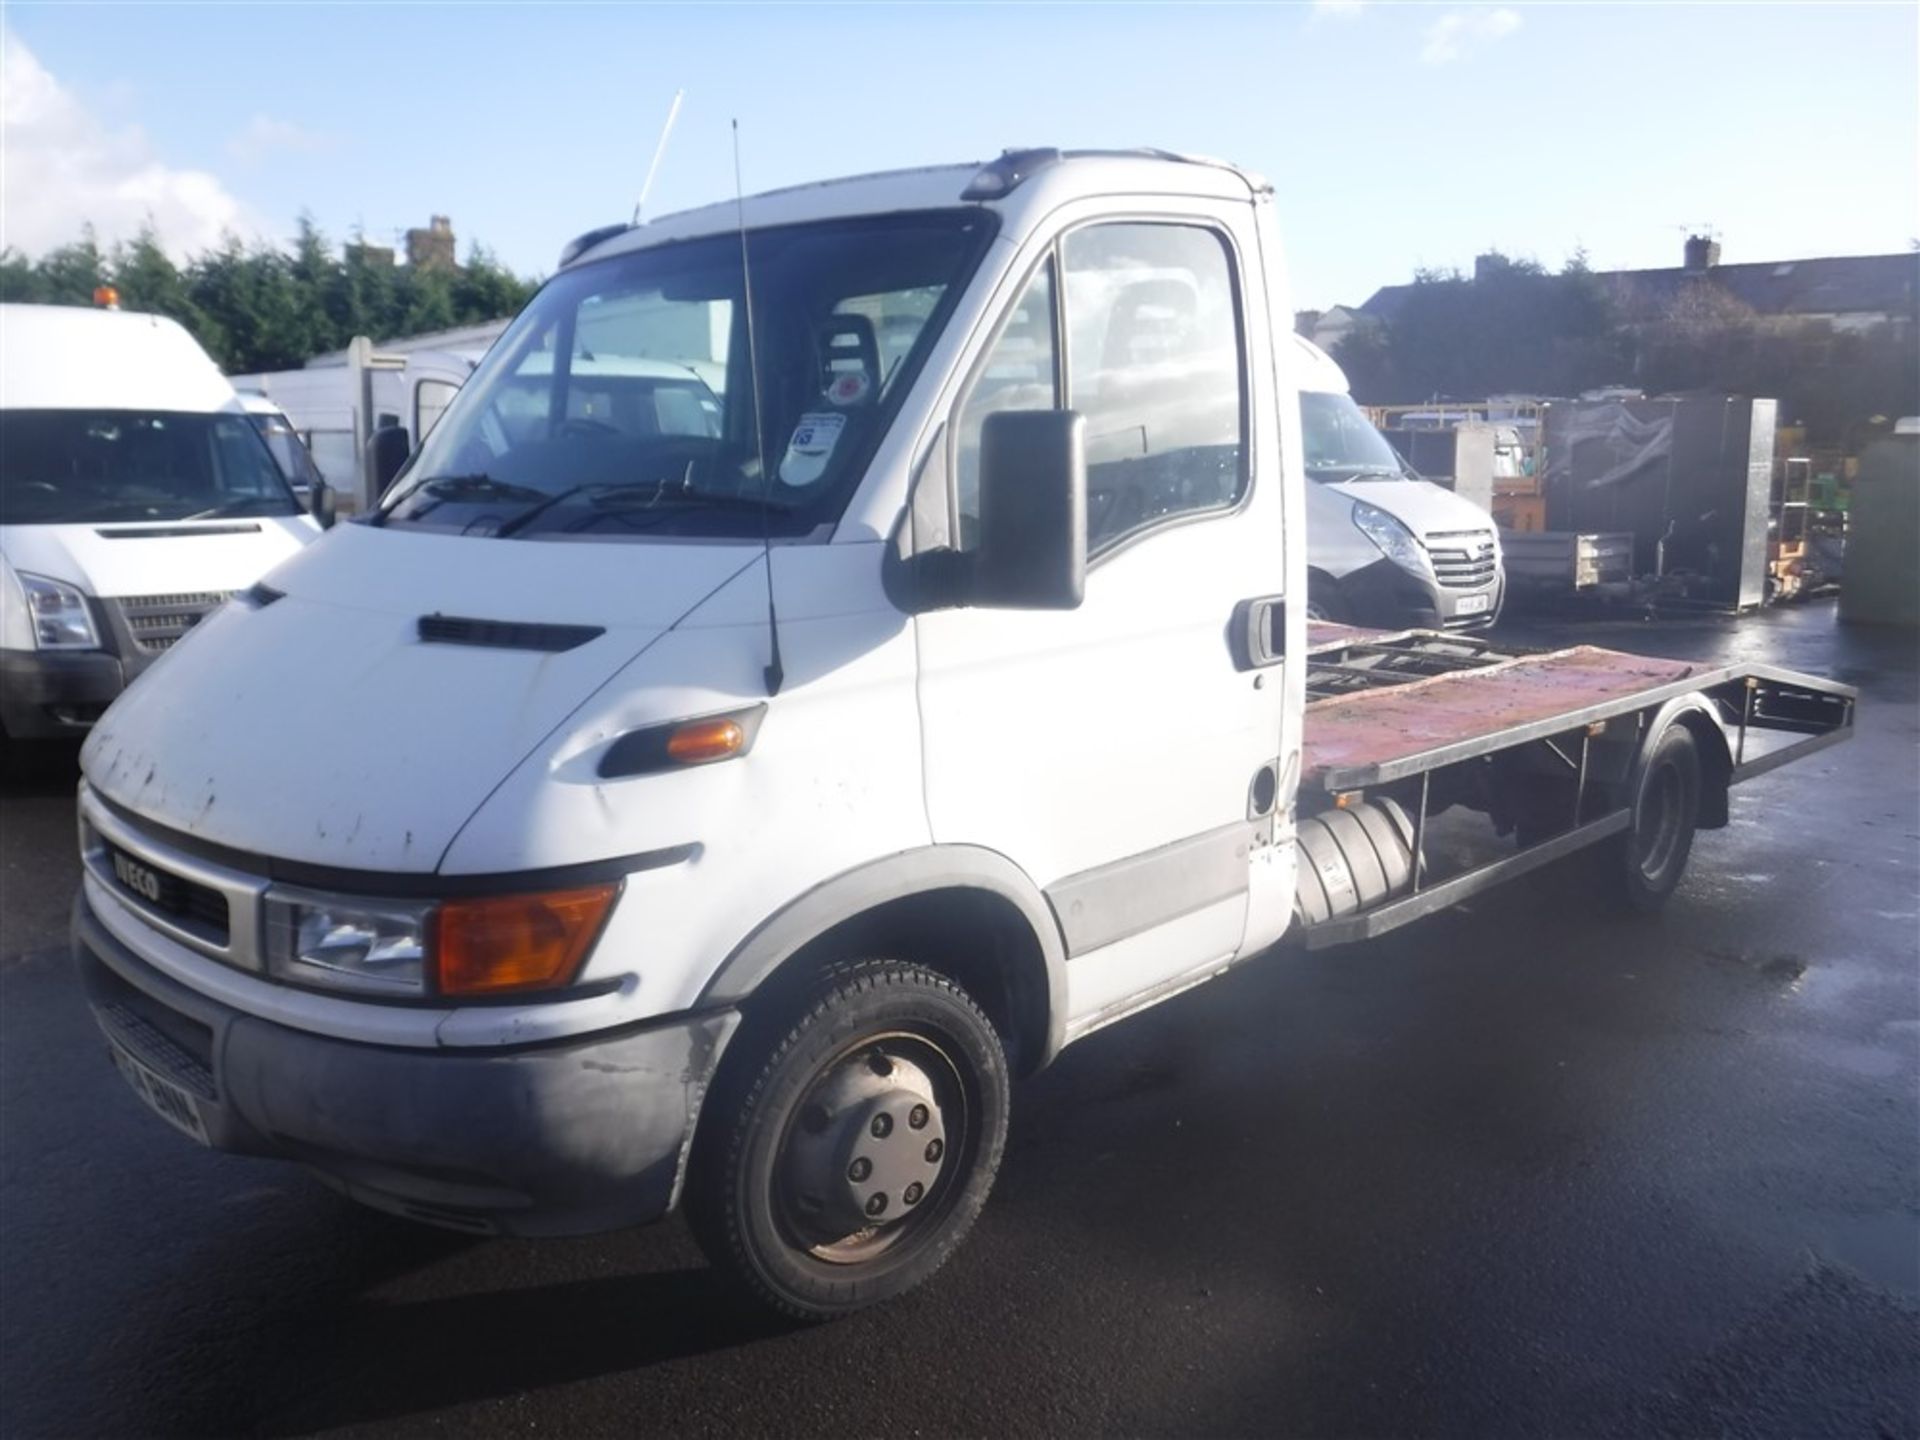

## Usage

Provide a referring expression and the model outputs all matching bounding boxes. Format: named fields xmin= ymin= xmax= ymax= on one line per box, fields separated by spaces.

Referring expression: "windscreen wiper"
xmin=379 ymin=473 xmax=544 ymax=525
xmin=182 ymin=497 xmax=290 ymax=520
xmin=495 ymin=480 xmax=781 ymax=539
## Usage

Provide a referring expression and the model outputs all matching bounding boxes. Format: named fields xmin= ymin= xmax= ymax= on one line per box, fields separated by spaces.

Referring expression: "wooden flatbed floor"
xmin=1301 ymin=625 xmax=1703 ymax=793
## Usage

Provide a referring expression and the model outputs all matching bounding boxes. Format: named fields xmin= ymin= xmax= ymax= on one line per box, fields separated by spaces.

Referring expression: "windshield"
xmin=1299 ymin=390 xmax=1410 ymax=482
xmin=0 ymin=409 xmax=300 ymax=525
xmin=248 ymin=412 xmax=325 ymax=489
xmin=378 ymin=211 xmax=994 ymax=541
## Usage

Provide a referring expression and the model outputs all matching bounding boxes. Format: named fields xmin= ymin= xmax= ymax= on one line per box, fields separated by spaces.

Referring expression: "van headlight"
xmin=16 ymin=572 xmax=100 ymax=650
xmin=1351 ymin=501 xmax=1432 ymax=578
xmin=264 ymin=883 xmax=618 ymax=998
xmin=267 ymin=893 xmax=433 ymax=995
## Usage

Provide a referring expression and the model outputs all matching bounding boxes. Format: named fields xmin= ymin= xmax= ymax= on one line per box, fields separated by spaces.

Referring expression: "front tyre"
xmin=687 ymin=961 xmax=1010 ymax=1321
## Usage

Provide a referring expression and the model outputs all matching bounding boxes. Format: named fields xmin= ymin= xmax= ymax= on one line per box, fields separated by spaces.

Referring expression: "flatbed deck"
xmin=1295 ymin=625 xmax=1857 ymax=950
xmin=1301 ymin=625 xmax=1854 ymax=794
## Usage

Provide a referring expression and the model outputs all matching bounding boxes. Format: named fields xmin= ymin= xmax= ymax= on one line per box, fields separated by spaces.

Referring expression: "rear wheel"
xmin=1611 ymin=724 xmax=1701 ymax=912
xmin=687 ymin=961 xmax=1010 ymax=1321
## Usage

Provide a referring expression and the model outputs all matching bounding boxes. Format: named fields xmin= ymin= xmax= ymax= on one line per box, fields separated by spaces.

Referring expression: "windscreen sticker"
xmin=826 ymin=371 xmax=872 ymax=407
xmin=779 ymin=412 xmax=846 ymax=487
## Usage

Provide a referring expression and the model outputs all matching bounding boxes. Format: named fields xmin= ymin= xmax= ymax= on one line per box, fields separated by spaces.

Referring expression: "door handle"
xmin=1230 ymin=596 xmax=1286 ymax=670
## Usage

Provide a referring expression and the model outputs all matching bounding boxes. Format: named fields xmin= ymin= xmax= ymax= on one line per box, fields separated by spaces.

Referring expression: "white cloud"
xmin=1420 ymin=7 xmax=1522 ymax=64
xmin=0 ymin=28 xmax=262 ymax=259
xmin=227 ymin=113 xmax=332 ymax=167
xmin=1313 ymin=0 xmax=1367 ymax=17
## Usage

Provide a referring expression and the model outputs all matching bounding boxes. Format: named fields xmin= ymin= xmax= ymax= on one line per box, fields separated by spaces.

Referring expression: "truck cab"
xmin=69 ymin=152 xmax=1851 ymax=1321
xmin=0 ymin=303 xmax=320 ymax=747
xmin=1292 ymin=336 xmax=1505 ymax=630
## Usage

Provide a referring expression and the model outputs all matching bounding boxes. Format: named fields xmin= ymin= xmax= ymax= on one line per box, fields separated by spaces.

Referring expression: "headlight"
xmin=264 ymin=883 xmax=618 ymax=998
xmin=17 ymin=572 xmax=100 ymax=650
xmin=1351 ymin=501 xmax=1432 ymax=578
xmin=267 ymin=893 xmax=432 ymax=995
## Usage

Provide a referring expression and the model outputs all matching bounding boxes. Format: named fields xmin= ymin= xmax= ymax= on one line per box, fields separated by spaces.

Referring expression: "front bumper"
xmin=1336 ymin=558 xmax=1504 ymax=632
xmin=0 ymin=649 xmax=126 ymax=738
xmin=73 ymin=888 xmax=740 ymax=1236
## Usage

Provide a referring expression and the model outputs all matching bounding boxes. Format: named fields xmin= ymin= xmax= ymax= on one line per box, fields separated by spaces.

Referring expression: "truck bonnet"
xmin=80 ymin=521 xmax=761 ymax=872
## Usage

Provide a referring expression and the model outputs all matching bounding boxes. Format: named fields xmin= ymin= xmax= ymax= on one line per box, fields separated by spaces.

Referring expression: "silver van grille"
xmin=1425 ymin=531 xmax=1498 ymax=590
xmin=112 ymin=592 xmax=233 ymax=653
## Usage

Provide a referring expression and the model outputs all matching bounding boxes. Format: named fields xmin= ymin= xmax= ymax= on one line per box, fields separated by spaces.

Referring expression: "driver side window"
xmin=953 ymin=260 xmax=1058 ymax=549
xmin=952 ymin=223 xmax=1247 ymax=557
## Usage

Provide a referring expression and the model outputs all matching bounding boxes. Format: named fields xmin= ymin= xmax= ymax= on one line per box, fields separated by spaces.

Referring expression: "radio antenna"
xmin=734 ymin=118 xmax=784 ymax=696
xmin=632 ymin=89 xmax=685 ymax=226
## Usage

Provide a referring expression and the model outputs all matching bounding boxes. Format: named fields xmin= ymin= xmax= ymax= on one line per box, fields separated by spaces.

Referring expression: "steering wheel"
xmin=18 ymin=481 xmax=58 ymax=496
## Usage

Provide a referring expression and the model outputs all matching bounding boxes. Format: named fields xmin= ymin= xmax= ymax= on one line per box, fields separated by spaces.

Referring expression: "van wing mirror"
xmin=366 ymin=425 xmax=411 ymax=500
xmin=309 ymin=478 xmax=337 ymax=530
xmin=971 ymin=409 xmax=1087 ymax=611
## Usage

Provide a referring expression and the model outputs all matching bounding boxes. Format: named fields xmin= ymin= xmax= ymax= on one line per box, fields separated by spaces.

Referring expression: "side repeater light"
xmin=598 ymin=704 xmax=767 ymax=779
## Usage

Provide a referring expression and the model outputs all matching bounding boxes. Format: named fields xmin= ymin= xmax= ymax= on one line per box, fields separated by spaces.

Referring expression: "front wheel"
xmin=686 ymin=961 xmax=1010 ymax=1321
xmin=1611 ymin=723 xmax=1701 ymax=912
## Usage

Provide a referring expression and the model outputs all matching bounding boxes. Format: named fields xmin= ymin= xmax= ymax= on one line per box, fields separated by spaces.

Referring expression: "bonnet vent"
xmin=417 ymin=614 xmax=605 ymax=653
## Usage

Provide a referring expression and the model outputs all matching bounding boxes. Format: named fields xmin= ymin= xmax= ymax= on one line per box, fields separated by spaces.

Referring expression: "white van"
xmin=70 ymin=152 xmax=1851 ymax=1320
xmin=1293 ymin=336 xmax=1505 ymax=629
xmin=0 ymin=303 xmax=320 ymax=746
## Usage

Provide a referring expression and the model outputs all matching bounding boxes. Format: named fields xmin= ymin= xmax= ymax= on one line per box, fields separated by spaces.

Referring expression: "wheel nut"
xmin=848 ymin=1157 xmax=872 ymax=1182
xmin=908 ymin=1104 xmax=930 ymax=1130
xmin=870 ymin=1113 xmax=893 ymax=1139
xmin=903 ymin=1182 xmax=924 ymax=1205
xmin=924 ymin=1138 xmax=944 ymax=1163
xmin=865 ymin=1193 xmax=888 ymax=1217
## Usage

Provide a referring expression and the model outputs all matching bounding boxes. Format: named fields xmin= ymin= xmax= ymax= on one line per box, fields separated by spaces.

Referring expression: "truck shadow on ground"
xmin=249 ymin=1253 xmax=791 ymax=1437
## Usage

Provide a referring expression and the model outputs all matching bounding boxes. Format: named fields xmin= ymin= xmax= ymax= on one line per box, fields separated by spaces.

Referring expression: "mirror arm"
xmin=890 ymin=546 xmax=974 ymax=614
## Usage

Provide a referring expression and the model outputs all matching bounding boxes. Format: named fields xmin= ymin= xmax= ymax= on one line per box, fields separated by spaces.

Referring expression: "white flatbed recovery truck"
xmin=71 ymin=149 xmax=1855 ymax=1320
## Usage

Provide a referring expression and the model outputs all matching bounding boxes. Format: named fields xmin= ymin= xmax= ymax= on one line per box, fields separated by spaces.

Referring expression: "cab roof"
xmin=2 ymin=303 xmax=240 ymax=413
xmin=567 ymin=148 xmax=1270 ymax=270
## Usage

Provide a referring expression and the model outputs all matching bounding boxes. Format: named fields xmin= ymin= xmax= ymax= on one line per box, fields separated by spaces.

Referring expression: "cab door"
xmin=913 ymin=198 xmax=1291 ymax=1035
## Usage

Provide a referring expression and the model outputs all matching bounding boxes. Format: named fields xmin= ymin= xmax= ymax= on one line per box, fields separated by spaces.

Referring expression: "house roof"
xmin=1358 ymin=251 xmax=1920 ymax=324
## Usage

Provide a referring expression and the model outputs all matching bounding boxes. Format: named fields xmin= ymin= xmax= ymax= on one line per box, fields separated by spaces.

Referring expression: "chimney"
xmin=1683 ymin=233 xmax=1721 ymax=273
xmin=405 ymin=215 xmax=458 ymax=272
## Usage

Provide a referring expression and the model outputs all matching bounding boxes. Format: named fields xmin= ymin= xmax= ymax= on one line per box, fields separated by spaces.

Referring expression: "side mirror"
xmin=309 ymin=479 xmax=337 ymax=530
xmin=366 ymin=425 xmax=411 ymax=499
xmin=970 ymin=409 xmax=1087 ymax=610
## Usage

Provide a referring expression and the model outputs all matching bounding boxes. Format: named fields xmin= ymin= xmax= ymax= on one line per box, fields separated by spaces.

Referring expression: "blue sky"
xmin=4 ymin=2 xmax=1915 ymax=310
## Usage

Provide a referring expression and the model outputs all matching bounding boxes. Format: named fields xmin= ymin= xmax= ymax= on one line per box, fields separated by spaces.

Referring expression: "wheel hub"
xmin=783 ymin=1046 xmax=949 ymax=1244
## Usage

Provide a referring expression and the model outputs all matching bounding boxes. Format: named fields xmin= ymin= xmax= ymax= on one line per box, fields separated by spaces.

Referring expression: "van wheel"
xmin=1611 ymin=724 xmax=1701 ymax=912
xmin=1305 ymin=584 xmax=1348 ymax=625
xmin=687 ymin=961 xmax=1009 ymax=1321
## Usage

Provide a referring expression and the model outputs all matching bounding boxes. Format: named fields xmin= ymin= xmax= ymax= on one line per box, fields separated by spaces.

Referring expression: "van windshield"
xmin=377 ymin=211 xmax=993 ymax=541
xmin=0 ymin=410 xmax=300 ymax=525
xmin=1299 ymin=390 xmax=1411 ymax=482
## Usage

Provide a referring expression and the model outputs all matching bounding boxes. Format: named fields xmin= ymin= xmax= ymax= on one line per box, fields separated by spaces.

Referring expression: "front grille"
xmin=112 ymin=592 xmax=233 ymax=653
xmin=1426 ymin=530 xmax=1499 ymax=590
xmin=100 ymin=842 xmax=231 ymax=945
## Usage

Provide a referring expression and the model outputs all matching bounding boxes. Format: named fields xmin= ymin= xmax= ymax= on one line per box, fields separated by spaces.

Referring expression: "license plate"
xmin=109 ymin=1041 xmax=209 ymax=1146
xmin=1455 ymin=593 xmax=1491 ymax=615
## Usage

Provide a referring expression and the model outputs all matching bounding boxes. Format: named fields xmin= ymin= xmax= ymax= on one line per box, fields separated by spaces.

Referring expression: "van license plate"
xmin=1455 ymin=594 xmax=1491 ymax=615
xmin=109 ymin=1041 xmax=209 ymax=1146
